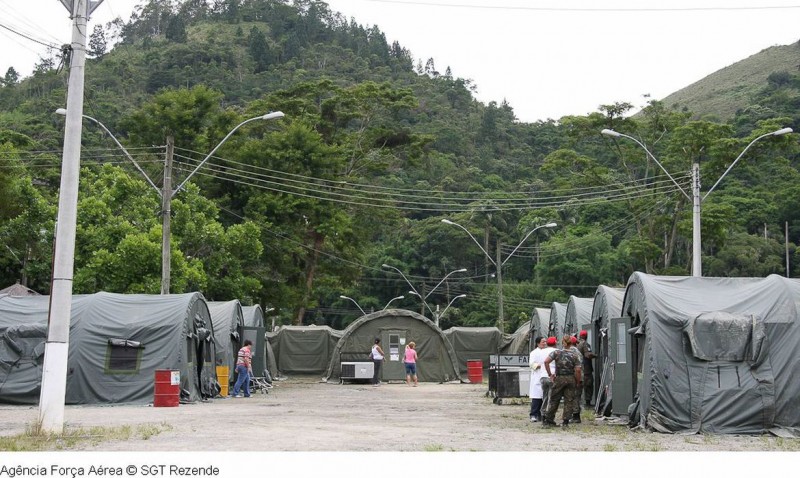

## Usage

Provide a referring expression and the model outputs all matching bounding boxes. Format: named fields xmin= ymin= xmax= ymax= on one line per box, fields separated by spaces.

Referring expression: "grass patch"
xmin=0 ymin=422 xmax=171 ymax=451
xmin=423 ymin=443 xmax=445 ymax=451
xmin=602 ymin=443 xmax=617 ymax=452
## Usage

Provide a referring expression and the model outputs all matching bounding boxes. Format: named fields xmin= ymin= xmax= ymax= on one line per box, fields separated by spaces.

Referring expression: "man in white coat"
xmin=529 ymin=336 xmax=557 ymax=422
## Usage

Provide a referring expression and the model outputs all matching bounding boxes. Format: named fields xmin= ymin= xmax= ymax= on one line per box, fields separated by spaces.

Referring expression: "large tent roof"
xmin=564 ymin=296 xmax=594 ymax=336
xmin=207 ymin=300 xmax=244 ymax=383
xmin=241 ymin=305 xmax=265 ymax=328
xmin=531 ymin=308 xmax=551 ymax=339
xmin=591 ymin=286 xmax=625 ymax=329
xmin=0 ymin=292 xmax=216 ymax=405
xmin=268 ymin=325 xmax=343 ymax=375
xmin=324 ymin=309 xmax=461 ymax=382
xmin=0 ymin=283 xmax=39 ymax=297
xmin=623 ymin=272 xmax=800 ymax=436
xmin=548 ymin=302 xmax=567 ymax=337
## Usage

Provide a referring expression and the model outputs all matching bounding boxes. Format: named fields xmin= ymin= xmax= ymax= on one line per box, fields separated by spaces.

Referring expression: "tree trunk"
xmin=294 ymin=231 xmax=324 ymax=325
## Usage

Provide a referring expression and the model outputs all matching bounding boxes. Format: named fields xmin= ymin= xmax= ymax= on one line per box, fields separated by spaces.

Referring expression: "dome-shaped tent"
xmin=0 ymin=292 xmax=217 ymax=405
xmin=241 ymin=305 xmax=264 ymax=328
xmin=563 ymin=296 xmax=594 ymax=337
xmin=591 ymin=285 xmax=625 ymax=415
xmin=621 ymin=273 xmax=800 ymax=436
xmin=207 ymin=300 xmax=245 ymax=386
xmin=324 ymin=309 xmax=461 ymax=383
xmin=548 ymin=302 xmax=567 ymax=338
xmin=504 ymin=307 xmax=551 ymax=355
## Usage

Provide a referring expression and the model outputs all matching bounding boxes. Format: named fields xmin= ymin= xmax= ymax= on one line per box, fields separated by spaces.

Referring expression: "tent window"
xmin=616 ymin=323 xmax=627 ymax=364
xmin=105 ymin=339 xmax=144 ymax=374
xmin=686 ymin=312 xmax=753 ymax=362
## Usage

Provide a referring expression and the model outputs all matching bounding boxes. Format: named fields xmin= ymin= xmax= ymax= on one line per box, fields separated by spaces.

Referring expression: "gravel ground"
xmin=1 ymin=375 xmax=797 ymax=453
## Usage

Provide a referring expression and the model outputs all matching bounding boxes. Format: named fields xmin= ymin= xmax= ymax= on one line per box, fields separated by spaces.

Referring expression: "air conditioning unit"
xmin=341 ymin=361 xmax=374 ymax=380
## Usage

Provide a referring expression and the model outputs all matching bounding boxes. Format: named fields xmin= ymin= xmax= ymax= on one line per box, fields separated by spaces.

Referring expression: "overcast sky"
xmin=2 ymin=0 xmax=799 ymax=122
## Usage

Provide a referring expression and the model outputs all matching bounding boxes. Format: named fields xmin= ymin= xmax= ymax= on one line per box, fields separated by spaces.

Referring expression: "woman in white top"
xmin=370 ymin=338 xmax=385 ymax=386
xmin=529 ymin=336 xmax=557 ymax=422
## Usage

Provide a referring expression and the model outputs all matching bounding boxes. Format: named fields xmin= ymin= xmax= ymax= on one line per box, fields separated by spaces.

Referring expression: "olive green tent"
xmin=323 ymin=309 xmax=461 ymax=383
xmin=563 ymin=296 xmax=594 ymax=337
xmin=268 ymin=325 xmax=342 ymax=375
xmin=548 ymin=302 xmax=567 ymax=337
xmin=444 ymin=326 xmax=511 ymax=373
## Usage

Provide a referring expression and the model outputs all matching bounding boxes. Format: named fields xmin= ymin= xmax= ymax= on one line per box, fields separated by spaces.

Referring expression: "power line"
xmin=364 ymin=0 xmax=800 ymax=13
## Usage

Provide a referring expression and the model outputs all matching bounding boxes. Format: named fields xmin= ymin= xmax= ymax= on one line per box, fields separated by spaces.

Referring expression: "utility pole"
xmin=496 ymin=240 xmax=504 ymax=333
xmin=39 ymin=0 xmax=104 ymax=434
xmin=161 ymin=136 xmax=173 ymax=295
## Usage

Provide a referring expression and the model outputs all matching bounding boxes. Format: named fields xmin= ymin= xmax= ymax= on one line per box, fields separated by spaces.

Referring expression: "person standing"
xmin=539 ymin=337 xmax=558 ymax=418
xmin=576 ymin=330 xmax=596 ymax=409
xmin=568 ymin=335 xmax=583 ymax=423
xmin=404 ymin=342 xmax=419 ymax=386
xmin=528 ymin=336 xmax=548 ymax=422
xmin=542 ymin=336 xmax=582 ymax=427
xmin=370 ymin=338 xmax=385 ymax=386
xmin=232 ymin=339 xmax=253 ymax=398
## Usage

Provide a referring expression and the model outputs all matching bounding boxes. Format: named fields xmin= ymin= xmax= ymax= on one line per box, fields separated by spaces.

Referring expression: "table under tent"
xmin=617 ymin=273 xmax=800 ymax=436
xmin=0 ymin=292 xmax=218 ymax=405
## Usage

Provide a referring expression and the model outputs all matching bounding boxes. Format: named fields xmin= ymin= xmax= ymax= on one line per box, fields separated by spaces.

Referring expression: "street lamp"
xmin=435 ymin=294 xmax=467 ymax=327
xmin=340 ymin=295 xmax=367 ymax=316
xmin=382 ymin=264 xmax=466 ymax=318
xmin=382 ymin=295 xmax=405 ymax=311
xmin=441 ymin=219 xmax=557 ymax=332
xmin=55 ymin=109 xmax=160 ymax=194
xmin=57 ymin=108 xmax=285 ymax=294
xmin=173 ymin=111 xmax=285 ymax=197
xmin=602 ymin=127 xmax=792 ymax=277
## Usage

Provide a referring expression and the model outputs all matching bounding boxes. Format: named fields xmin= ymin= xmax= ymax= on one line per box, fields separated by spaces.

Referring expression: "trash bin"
xmin=467 ymin=360 xmax=483 ymax=384
xmin=153 ymin=369 xmax=180 ymax=407
xmin=216 ymin=366 xmax=229 ymax=397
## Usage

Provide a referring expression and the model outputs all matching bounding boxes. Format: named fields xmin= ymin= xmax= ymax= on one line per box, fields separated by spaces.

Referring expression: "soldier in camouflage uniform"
xmin=542 ymin=336 xmax=582 ymax=427
xmin=576 ymin=330 xmax=596 ymax=408
xmin=568 ymin=335 xmax=583 ymax=423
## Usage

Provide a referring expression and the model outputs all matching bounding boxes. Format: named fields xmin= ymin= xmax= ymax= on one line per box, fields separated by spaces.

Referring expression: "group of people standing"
xmin=369 ymin=338 xmax=419 ymax=387
xmin=528 ymin=331 xmax=595 ymax=427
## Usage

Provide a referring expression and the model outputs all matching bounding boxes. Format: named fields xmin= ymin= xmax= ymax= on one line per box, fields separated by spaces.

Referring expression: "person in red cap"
xmin=576 ymin=330 xmax=596 ymax=410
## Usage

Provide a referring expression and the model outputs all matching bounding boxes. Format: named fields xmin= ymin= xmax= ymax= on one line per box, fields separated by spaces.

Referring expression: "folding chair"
xmin=249 ymin=370 xmax=273 ymax=395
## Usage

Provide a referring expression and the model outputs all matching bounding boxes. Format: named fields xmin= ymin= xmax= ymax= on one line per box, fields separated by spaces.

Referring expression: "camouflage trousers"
xmin=583 ymin=371 xmax=594 ymax=405
xmin=543 ymin=375 xmax=578 ymax=423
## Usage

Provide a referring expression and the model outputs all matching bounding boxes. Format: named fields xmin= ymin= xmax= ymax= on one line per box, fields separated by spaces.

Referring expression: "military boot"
xmin=561 ymin=419 xmax=570 ymax=427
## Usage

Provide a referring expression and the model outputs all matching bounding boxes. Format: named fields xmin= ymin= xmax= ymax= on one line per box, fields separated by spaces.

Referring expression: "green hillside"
xmin=660 ymin=42 xmax=800 ymax=121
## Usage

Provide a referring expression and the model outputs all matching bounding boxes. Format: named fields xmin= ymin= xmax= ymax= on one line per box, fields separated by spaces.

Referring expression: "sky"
xmin=1 ymin=0 xmax=799 ymax=122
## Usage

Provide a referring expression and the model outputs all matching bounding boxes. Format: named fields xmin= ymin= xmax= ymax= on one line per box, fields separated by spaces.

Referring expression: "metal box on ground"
xmin=340 ymin=361 xmax=374 ymax=382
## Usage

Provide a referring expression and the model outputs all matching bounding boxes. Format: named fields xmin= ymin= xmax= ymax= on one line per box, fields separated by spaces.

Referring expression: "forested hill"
xmin=1 ymin=0 xmax=800 ymax=332
xmin=660 ymin=41 xmax=800 ymax=122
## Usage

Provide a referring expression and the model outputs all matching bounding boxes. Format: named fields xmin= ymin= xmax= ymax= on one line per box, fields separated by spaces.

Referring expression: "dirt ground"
xmin=0 ymin=375 xmax=796 ymax=452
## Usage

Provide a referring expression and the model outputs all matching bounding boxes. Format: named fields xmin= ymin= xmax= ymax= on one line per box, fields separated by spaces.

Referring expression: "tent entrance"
xmin=381 ymin=329 xmax=408 ymax=381
xmin=610 ymin=317 xmax=633 ymax=415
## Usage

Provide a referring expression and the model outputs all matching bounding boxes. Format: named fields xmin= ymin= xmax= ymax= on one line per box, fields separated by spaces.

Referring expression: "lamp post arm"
xmin=703 ymin=129 xmax=790 ymax=200
xmin=88 ymin=115 xmax=161 ymax=195
xmin=382 ymin=295 xmax=404 ymax=311
xmin=382 ymin=264 xmax=420 ymax=297
xmin=339 ymin=295 xmax=366 ymax=316
xmin=439 ymin=294 xmax=467 ymax=320
xmin=424 ymin=268 xmax=467 ymax=300
xmin=172 ymin=112 xmax=284 ymax=197
xmin=604 ymin=130 xmax=691 ymax=201
xmin=408 ymin=290 xmax=436 ymax=317
xmin=441 ymin=220 xmax=496 ymax=266
xmin=501 ymin=223 xmax=556 ymax=267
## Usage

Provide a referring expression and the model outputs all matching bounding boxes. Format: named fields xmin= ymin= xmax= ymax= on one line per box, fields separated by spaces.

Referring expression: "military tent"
xmin=443 ymin=325 xmax=510 ymax=374
xmin=591 ymin=285 xmax=625 ymax=415
xmin=0 ymin=282 xmax=39 ymax=297
xmin=324 ymin=309 xmax=461 ymax=383
xmin=240 ymin=305 xmax=279 ymax=379
xmin=548 ymin=302 xmax=567 ymax=337
xmin=563 ymin=296 xmax=594 ymax=337
xmin=268 ymin=325 xmax=342 ymax=375
xmin=241 ymin=305 xmax=264 ymax=328
xmin=0 ymin=292 xmax=217 ymax=405
xmin=531 ymin=307 xmax=551 ymax=340
xmin=621 ymin=272 xmax=800 ymax=436
xmin=207 ymin=300 xmax=245 ymax=386
xmin=504 ymin=320 xmax=533 ymax=355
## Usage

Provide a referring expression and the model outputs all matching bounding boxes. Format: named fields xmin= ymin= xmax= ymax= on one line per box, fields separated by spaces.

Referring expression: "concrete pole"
xmin=691 ymin=161 xmax=702 ymax=277
xmin=39 ymin=0 xmax=93 ymax=434
xmin=161 ymin=136 xmax=173 ymax=295
xmin=496 ymin=240 xmax=504 ymax=333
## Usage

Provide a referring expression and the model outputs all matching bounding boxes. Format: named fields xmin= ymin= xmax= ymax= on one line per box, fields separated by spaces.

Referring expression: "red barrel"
xmin=466 ymin=360 xmax=483 ymax=384
xmin=153 ymin=369 xmax=180 ymax=407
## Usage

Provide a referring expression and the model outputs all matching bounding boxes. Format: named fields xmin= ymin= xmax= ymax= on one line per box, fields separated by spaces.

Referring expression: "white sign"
xmin=170 ymin=371 xmax=180 ymax=385
xmin=489 ymin=355 xmax=529 ymax=367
